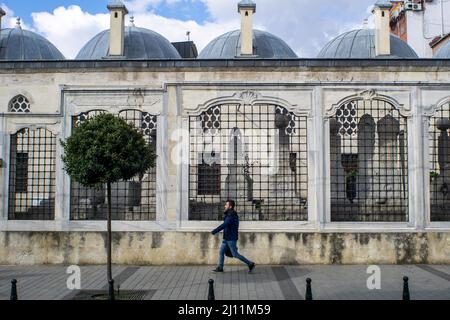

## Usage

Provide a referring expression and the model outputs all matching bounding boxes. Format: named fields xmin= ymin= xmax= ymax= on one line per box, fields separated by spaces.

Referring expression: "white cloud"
xmin=31 ymin=6 xmax=109 ymax=59
xmin=10 ymin=0 xmax=378 ymax=59
xmin=201 ymin=0 xmax=376 ymax=57
xmin=124 ymin=0 xmax=162 ymax=13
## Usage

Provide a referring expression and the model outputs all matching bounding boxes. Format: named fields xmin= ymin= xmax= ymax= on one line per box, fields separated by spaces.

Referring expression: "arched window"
xmin=70 ymin=109 xmax=157 ymax=221
xmin=189 ymin=104 xmax=308 ymax=221
xmin=9 ymin=95 xmax=31 ymax=113
xmin=8 ymin=127 xmax=56 ymax=220
xmin=329 ymin=99 xmax=408 ymax=222
xmin=429 ymin=101 xmax=450 ymax=222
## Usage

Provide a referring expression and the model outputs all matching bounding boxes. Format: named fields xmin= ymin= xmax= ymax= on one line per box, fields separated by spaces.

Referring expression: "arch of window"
xmin=9 ymin=95 xmax=31 ymax=113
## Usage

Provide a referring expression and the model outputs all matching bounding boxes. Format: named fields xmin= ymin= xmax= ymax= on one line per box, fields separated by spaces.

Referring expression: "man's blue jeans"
xmin=218 ymin=240 xmax=253 ymax=268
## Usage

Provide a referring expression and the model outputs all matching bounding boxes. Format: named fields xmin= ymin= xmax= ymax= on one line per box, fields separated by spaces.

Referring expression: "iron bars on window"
xmin=8 ymin=128 xmax=56 ymax=220
xmin=429 ymin=102 xmax=450 ymax=222
xmin=330 ymin=99 xmax=409 ymax=222
xmin=69 ymin=109 xmax=157 ymax=221
xmin=189 ymin=104 xmax=308 ymax=221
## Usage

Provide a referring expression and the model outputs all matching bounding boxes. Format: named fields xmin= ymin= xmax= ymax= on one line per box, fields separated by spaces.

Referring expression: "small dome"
xmin=76 ymin=26 xmax=181 ymax=59
xmin=198 ymin=29 xmax=297 ymax=59
xmin=434 ymin=41 xmax=450 ymax=58
xmin=0 ymin=23 xmax=65 ymax=60
xmin=318 ymin=29 xmax=418 ymax=59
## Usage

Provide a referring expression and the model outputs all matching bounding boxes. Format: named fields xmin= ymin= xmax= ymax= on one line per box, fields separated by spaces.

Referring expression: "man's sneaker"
xmin=248 ymin=263 xmax=255 ymax=273
xmin=212 ymin=267 xmax=224 ymax=273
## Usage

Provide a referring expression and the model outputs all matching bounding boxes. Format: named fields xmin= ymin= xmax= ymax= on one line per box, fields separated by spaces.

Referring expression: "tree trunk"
xmin=107 ymin=182 xmax=113 ymax=298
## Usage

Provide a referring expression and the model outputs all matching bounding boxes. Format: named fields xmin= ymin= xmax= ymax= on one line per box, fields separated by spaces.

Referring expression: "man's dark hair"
xmin=226 ymin=199 xmax=236 ymax=209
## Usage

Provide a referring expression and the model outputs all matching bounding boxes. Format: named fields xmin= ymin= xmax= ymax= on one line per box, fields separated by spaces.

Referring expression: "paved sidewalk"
xmin=0 ymin=265 xmax=449 ymax=300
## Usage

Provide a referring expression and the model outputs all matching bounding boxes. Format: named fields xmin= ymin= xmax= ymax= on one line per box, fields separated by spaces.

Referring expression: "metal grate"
xmin=429 ymin=102 xmax=450 ymax=221
xmin=9 ymin=95 xmax=31 ymax=113
xmin=70 ymin=290 xmax=152 ymax=300
xmin=189 ymin=104 xmax=308 ymax=221
xmin=330 ymin=99 xmax=409 ymax=222
xmin=70 ymin=109 xmax=157 ymax=221
xmin=8 ymin=128 xmax=56 ymax=220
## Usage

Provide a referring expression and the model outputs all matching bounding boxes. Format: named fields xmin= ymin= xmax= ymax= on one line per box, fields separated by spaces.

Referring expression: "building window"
xmin=9 ymin=95 xmax=31 ymax=113
xmin=329 ymin=99 xmax=409 ymax=222
xmin=197 ymin=161 xmax=221 ymax=195
xmin=70 ymin=109 xmax=157 ymax=221
xmin=8 ymin=128 xmax=56 ymax=220
xmin=429 ymin=102 xmax=450 ymax=221
xmin=189 ymin=104 xmax=308 ymax=221
xmin=15 ymin=152 xmax=29 ymax=193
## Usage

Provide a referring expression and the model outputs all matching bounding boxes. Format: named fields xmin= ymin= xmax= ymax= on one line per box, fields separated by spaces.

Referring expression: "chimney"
xmin=107 ymin=0 xmax=128 ymax=57
xmin=238 ymin=0 xmax=256 ymax=56
xmin=0 ymin=7 xmax=6 ymax=30
xmin=372 ymin=1 xmax=392 ymax=56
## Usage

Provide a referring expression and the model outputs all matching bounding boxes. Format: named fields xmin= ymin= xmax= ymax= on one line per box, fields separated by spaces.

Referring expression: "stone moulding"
xmin=326 ymin=89 xmax=410 ymax=118
xmin=187 ymin=90 xmax=301 ymax=116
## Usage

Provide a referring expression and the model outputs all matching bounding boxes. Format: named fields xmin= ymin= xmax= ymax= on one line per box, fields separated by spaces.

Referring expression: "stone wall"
xmin=0 ymin=231 xmax=448 ymax=265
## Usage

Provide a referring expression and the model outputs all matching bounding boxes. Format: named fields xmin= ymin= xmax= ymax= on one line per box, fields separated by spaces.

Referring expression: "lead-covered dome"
xmin=434 ymin=41 xmax=450 ymax=58
xmin=198 ymin=29 xmax=297 ymax=59
xmin=0 ymin=23 xmax=65 ymax=60
xmin=318 ymin=29 xmax=418 ymax=59
xmin=76 ymin=26 xmax=181 ymax=59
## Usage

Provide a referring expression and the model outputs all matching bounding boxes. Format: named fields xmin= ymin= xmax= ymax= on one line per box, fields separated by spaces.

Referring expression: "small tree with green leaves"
xmin=61 ymin=113 xmax=156 ymax=299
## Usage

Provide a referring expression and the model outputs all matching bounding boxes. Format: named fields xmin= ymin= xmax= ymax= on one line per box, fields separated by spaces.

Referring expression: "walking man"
xmin=211 ymin=200 xmax=256 ymax=273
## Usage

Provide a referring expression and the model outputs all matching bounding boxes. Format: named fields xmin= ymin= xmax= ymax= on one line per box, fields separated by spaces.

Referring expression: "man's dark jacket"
xmin=211 ymin=209 xmax=239 ymax=241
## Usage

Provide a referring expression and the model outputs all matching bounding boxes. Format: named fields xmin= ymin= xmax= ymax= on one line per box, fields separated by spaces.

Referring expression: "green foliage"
xmin=430 ymin=171 xmax=440 ymax=179
xmin=345 ymin=169 xmax=359 ymax=182
xmin=430 ymin=171 xmax=440 ymax=182
xmin=61 ymin=113 xmax=156 ymax=188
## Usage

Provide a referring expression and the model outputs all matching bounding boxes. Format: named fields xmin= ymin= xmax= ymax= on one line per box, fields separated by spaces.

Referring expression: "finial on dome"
xmin=130 ymin=16 xmax=135 ymax=26
xmin=16 ymin=17 xmax=21 ymax=28
xmin=363 ymin=18 xmax=369 ymax=29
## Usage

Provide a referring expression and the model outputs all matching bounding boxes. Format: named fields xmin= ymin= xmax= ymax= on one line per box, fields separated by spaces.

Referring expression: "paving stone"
xmin=0 ymin=264 xmax=449 ymax=300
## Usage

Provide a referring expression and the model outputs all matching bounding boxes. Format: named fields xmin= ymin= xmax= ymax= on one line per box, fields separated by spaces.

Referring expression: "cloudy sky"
xmin=0 ymin=0 xmax=377 ymax=58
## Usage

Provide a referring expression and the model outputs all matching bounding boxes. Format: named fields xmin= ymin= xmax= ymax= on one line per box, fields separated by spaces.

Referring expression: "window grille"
xmin=330 ymin=99 xmax=409 ymax=222
xmin=189 ymin=104 xmax=308 ymax=221
xmin=70 ymin=109 xmax=157 ymax=221
xmin=429 ymin=102 xmax=450 ymax=221
xmin=9 ymin=95 xmax=31 ymax=113
xmin=8 ymin=128 xmax=56 ymax=220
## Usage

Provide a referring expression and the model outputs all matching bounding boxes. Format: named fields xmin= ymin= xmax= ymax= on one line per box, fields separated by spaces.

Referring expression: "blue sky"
xmin=0 ymin=0 xmax=379 ymax=58
xmin=2 ymin=0 xmax=210 ymax=26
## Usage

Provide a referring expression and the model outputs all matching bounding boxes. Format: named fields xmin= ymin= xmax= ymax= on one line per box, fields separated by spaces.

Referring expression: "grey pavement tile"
xmin=0 ymin=265 xmax=449 ymax=300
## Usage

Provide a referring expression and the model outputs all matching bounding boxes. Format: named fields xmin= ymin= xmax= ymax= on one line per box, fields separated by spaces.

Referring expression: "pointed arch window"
xmin=9 ymin=95 xmax=31 ymax=113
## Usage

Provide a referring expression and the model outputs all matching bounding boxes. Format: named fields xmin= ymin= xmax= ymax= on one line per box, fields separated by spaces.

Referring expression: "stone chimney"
xmin=238 ymin=0 xmax=256 ymax=56
xmin=372 ymin=1 xmax=392 ymax=56
xmin=0 ymin=7 xmax=6 ymax=30
xmin=107 ymin=0 xmax=129 ymax=57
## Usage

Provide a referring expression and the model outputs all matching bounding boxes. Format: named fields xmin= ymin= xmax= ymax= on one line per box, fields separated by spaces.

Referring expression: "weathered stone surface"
xmin=0 ymin=231 xmax=448 ymax=265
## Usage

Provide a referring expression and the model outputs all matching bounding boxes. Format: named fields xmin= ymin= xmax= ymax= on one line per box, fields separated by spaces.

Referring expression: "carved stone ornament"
xmin=234 ymin=90 xmax=260 ymax=105
xmin=359 ymin=90 xmax=377 ymax=101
